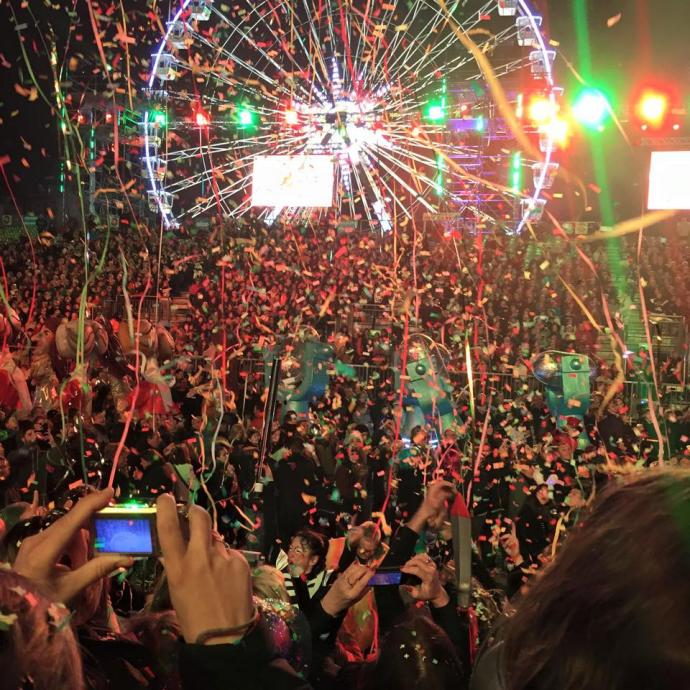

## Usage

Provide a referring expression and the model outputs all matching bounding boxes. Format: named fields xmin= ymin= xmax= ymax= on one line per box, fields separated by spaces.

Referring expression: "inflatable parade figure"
xmin=0 ymin=307 xmax=31 ymax=418
xmin=395 ymin=335 xmax=457 ymax=439
xmin=532 ymin=350 xmax=596 ymax=448
xmin=263 ymin=332 xmax=458 ymax=431
xmin=116 ymin=318 xmax=176 ymax=417
xmin=264 ymin=337 xmax=334 ymax=419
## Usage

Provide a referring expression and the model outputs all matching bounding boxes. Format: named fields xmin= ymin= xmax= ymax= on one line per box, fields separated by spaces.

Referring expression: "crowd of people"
xmin=0 ymin=213 xmax=689 ymax=689
xmin=4 ymin=215 xmax=689 ymax=370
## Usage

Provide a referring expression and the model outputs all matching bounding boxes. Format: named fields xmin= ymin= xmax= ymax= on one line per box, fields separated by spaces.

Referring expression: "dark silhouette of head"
xmin=503 ymin=469 xmax=690 ymax=690
xmin=360 ymin=612 xmax=467 ymax=690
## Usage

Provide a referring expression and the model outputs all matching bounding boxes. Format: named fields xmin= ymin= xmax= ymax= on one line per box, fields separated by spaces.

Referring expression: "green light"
xmin=572 ymin=88 xmax=609 ymax=129
xmin=237 ymin=107 xmax=256 ymax=127
xmin=475 ymin=115 xmax=485 ymax=132
xmin=424 ymin=78 xmax=448 ymax=123
xmin=150 ymin=110 xmax=167 ymax=127
xmin=425 ymin=102 xmax=446 ymax=122
xmin=510 ymin=152 xmax=522 ymax=192
xmin=434 ymin=151 xmax=445 ymax=196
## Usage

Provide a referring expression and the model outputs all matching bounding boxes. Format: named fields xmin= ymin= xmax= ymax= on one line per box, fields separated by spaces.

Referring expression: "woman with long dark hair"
xmin=472 ymin=469 xmax=690 ymax=690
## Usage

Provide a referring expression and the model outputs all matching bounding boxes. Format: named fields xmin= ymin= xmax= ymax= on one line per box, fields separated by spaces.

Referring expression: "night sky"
xmin=0 ymin=0 xmax=688 ymax=222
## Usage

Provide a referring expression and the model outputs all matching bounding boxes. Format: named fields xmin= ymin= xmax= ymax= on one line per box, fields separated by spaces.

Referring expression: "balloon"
xmin=55 ymin=321 xmax=95 ymax=360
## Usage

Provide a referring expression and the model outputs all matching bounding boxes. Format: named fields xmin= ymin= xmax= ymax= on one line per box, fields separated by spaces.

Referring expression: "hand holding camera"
xmin=155 ymin=493 xmax=256 ymax=645
xmin=13 ymin=488 xmax=133 ymax=604
xmin=400 ymin=553 xmax=449 ymax=608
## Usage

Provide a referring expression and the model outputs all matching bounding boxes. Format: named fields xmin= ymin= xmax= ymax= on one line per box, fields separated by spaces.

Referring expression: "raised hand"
xmin=156 ymin=493 xmax=256 ymax=644
xmin=320 ymin=561 xmax=374 ymax=617
xmin=400 ymin=553 xmax=449 ymax=608
xmin=13 ymin=488 xmax=132 ymax=604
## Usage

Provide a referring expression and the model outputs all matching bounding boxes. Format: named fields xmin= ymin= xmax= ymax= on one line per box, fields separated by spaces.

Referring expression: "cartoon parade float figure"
xmin=532 ymin=350 xmax=596 ymax=449
xmin=0 ymin=306 xmax=31 ymax=418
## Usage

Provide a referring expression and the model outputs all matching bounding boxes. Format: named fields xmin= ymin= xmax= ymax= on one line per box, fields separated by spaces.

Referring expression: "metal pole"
xmin=256 ymin=356 xmax=281 ymax=483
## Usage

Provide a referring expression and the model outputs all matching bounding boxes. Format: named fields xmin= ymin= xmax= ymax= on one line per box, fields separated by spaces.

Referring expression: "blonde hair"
xmin=251 ymin=565 xmax=290 ymax=604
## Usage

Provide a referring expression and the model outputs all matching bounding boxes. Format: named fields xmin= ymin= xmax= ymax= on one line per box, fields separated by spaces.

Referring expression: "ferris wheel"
xmin=143 ymin=0 xmax=561 ymax=233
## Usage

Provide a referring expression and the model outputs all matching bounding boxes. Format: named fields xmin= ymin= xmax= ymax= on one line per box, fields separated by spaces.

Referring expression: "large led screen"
xmin=648 ymin=150 xmax=690 ymax=210
xmin=251 ymin=155 xmax=334 ymax=208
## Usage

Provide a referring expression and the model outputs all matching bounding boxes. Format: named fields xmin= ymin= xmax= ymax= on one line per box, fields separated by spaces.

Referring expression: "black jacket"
xmin=179 ymin=615 xmax=312 ymax=690
xmin=470 ymin=641 xmax=506 ymax=690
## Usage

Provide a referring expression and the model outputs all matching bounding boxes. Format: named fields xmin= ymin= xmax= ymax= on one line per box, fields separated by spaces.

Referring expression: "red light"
xmin=105 ymin=112 xmax=113 ymax=124
xmin=284 ymin=109 xmax=299 ymax=126
xmin=527 ymin=95 xmax=557 ymax=125
xmin=77 ymin=112 xmax=87 ymax=125
xmin=635 ymin=88 xmax=670 ymax=128
xmin=195 ymin=110 xmax=210 ymax=127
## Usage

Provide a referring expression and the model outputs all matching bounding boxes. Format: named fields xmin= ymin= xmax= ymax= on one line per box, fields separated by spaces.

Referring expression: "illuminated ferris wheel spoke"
xmin=362 ymin=0 xmax=432 ymax=91
xmin=348 ymin=162 xmax=377 ymax=225
xmin=362 ymin=144 xmax=436 ymax=214
xmin=373 ymin=144 xmax=444 ymax=199
xmin=211 ymin=3 xmax=330 ymax=105
xmin=381 ymin=136 xmax=450 ymax=174
xmin=367 ymin=13 xmax=440 ymax=93
xmin=280 ymin=10 xmax=333 ymax=102
xmin=372 ymin=0 xmax=482 ymax=92
xmin=349 ymin=0 xmax=376 ymax=79
xmin=209 ymin=1 xmax=295 ymax=76
xmin=381 ymin=4 xmax=507 ymax=98
xmin=186 ymin=31 xmax=292 ymax=100
xmin=358 ymin=151 xmax=409 ymax=221
xmin=299 ymin=0 xmax=334 ymax=93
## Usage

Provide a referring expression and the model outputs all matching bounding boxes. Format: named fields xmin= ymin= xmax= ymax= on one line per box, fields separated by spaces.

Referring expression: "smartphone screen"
xmin=367 ymin=570 xmax=402 ymax=586
xmin=93 ymin=509 xmax=156 ymax=555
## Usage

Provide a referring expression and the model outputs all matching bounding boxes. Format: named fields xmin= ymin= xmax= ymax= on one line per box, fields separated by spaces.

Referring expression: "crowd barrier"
xmin=231 ymin=358 xmax=690 ymax=418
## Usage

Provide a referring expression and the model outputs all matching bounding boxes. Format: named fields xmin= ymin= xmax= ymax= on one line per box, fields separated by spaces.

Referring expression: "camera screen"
xmin=93 ymin=517 xmax=154 ymax=555
xmin=367 ymin=570 xmax=402 ymax=586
